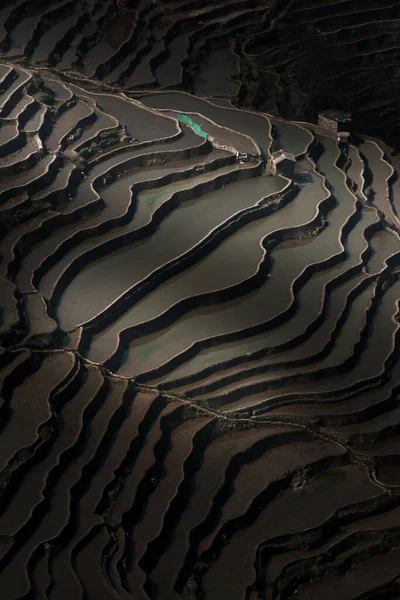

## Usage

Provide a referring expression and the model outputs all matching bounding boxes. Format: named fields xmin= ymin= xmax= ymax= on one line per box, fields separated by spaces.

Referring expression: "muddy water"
xmin=96 ymin=211 xmax=368 ymax=377
xmin=112 ymin=138 xmax=375 ymax=377
xmin=122 ymin=154 xmax=233 ymax=223
xmin=162 ymin=108 xmax=257 ymax=155
xmin=23 ymin=105 xmax=47 ymax=133
xmin=7 ymin=94 xmax=33 ymax=119
xmin=153 ymin=33 xmax=190 ymax=87
xmin=104 ymin=13 xmax=136 ymax=50
xmin=58 ymin=2 xmax=112 ymax=71
xmin=0 ymin=121 xmax=18 ymax=145
xmin=201 ymin=465 xmax=379 ymax=600
xmin=190 ymin=443 xmax=343 ymax=551
xmin=82 ymin=38 xmax=116 ymax=77
xmin=0 ymin=69 xmax=30 ymax=111
xmin=83 ymin=175 xmax=286 ymax=361
xmin=0 ymin=4 xmax=16 ymax=41
xmin=18 ymin=146 xmax=228 ymax=295
xmin=329 ymin=279 xmax=400 ymax=384
xmin=270 ymin=117 xmax=312 ymax=157
xmin=57 ymin=42 xmax=79 ymax=71
xmin=179 ymin=273 xmax=373 ymax=394
xmin=124 ymin=40 xmax=164 ymax=88
xmin=0 ymin=65 xmax=12 ymax=83
xmin=367 ymin=228 xmax=400 ymax=274
xmin=331 ymin=359 xmax=400 ymax=432
xmin=142 ymin=92 xmax=271 ymax=154
xmin=53 ymin=124 xmax=202 ymax=215
xmin=0 ymin=277 xmax=19 ymax=333
xmin=296 ymin=549 xmax=400 ymax=600
xmin=243 ymin=279 xmax=400 ymax=415
xmin=193 ymin=48 xmax=239 ymax=97
xmin=23 ymin=291 xmax=56 ymax=336
xmin=6 ymin=9 xmax=52 ymax=56
xmin=45 ymin=100 xmax=93 ymax=152
xmin=0 ymin=134 xmax=39 ymax=167
xmin=102 ymin=36 xmax=150 ymax=85
xmin=197 ymin=282 xmax=376 ymax=400
xmin=56 ymin=161 xmax=269 ymax=331
xmin=31 ymin=163 xmax=76 ymax=202
xmin=31 ymin=14 xmax=79 ymax=63
xmin=0 ymin=201 xmax=51 ymax=278
xmin=163 ymin=272 xmax=369 ymax=389
xmin=43 ymin=79 xmax=72 ymax=102
xmin=146 ymin=429 xmax=307 ymax=600
xmin=69 ymin=102 xmax=117 ymax=151
xmin=113 ymin=226 xmax=336 ymax=378
xmin=86 ymin=121 xmax=200 ymax=168
xmin=123 ymin=19 xmax=173 ymax=88
xmin=41 ymin=148 xmax=233 ymax=300
xmin=83 ymin=38 xmax=119 ymax=77
xmin=99 ymin=157 xmax=329 ymax=373
xmin=347 ymin=146 xmax=364 ymax=195
xmin=0 ymin=155 xmax=54 ymax=194
xmin=69 ymin=85 xmax=178 ymax=141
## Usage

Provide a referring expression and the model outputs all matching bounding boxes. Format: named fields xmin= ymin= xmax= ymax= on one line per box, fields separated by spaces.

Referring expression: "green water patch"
xmin=176 ymin=113 xmax=208 ymax=138
xmin=139 ymin=342 xmax=164 ymax=361
xmin=141 ymin=190 xmax=167 ymax=217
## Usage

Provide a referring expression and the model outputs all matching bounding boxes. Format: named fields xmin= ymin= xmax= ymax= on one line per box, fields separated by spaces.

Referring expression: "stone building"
xmin=271 ymin=149 xmax=296 ymax=178
xmin=318 ymin=109 xmax=352 ymax=137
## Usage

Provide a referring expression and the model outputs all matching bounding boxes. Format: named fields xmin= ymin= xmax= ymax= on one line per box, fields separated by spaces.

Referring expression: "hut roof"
xmin=271 ymin=149 xmax=296 ymax=165
xmin=319 ymin=109 xmax=351 ymax=122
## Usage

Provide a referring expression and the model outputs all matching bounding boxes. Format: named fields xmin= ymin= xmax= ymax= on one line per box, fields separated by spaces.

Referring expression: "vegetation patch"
xmin=32 ymin=91 xmax=54 ymax=106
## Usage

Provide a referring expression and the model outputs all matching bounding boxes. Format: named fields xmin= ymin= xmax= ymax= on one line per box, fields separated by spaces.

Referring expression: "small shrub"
xmin=26 ymin=333 xmax=55 ymax=350
xmin=270 ymin=139 xmax=281 ymax=152
xmin=100 ymin=129 xmax=117 ymax=140
xmin=33 ymin=91 xmax=54 ymax=106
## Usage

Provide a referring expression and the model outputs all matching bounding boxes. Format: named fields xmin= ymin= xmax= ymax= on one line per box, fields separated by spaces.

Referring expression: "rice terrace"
xmin=2 ymin=0 xmax=400 ymax=599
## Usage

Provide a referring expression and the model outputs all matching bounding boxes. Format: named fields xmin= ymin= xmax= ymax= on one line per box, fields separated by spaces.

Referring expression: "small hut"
xmin=271 ymin=149 xmax=296 ymax=178
xmin=318 ymin=109 xmax=352 ymax=137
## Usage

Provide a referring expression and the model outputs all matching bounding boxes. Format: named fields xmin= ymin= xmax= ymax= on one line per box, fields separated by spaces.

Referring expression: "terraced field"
xmin=0 ymin=0 xmax=399 ymax=146
xmin=2 ymin=2 xmax=400 ymax=600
